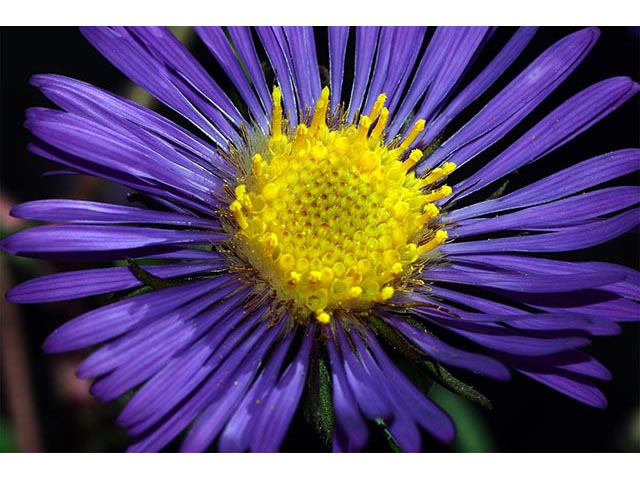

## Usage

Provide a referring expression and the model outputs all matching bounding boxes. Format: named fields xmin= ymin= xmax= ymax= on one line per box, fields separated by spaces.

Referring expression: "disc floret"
xmin=230 ymin=87 xmax=454 ymax=323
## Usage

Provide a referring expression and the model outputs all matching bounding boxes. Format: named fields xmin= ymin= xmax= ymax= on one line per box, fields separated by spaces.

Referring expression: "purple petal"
xmin=411 ymin=27 xmax=489 ymax=131
xmin=381 ymin=314 xmax=511 ymax=380
xmin=419 ymin=27 xmax=599 ymax=174
xmin=128 ymin=321 xmax=282 ymax=452
xmin=422 ymin=27 xmax=538 ymax=146
xmin=42 ymin=278 xmax=221 ymax=353
xmin=362 ymin=27 xmax=426 ymax=115
xmin=80 ymin=27 xmax=242 ymax=146
xmin=328 ymin=27 xmax=349 ymax=110
xmin=388 ymin=27 xmax=470 ymax=137
xmin=180 ymin=322 xmax=294 ymax=453
xmin=365 ymin=330 xmax=456 ymax=444
xmin=255 ymin=27 xmax=298 ymax=125
xmin=119 ymin=304 xmax=268 ymax=432
xmin=227 ymin=27 xmax=272 ymax=118
xmin=26 ymin=108 xmax=225 ymax=211
xmin=426 ymin=265 xmax=625 ymax=293
xmin=283 ymin=27 xmax=322 ymax=112
xmin=452 ymin=186 xmax=640 ymax=237
xmin=217 ymin=328 xmax=297 ymax=453
xmin=1 ymin=224 xmax=228 ymax=260
xmin=249 ymin=324 xmax=314 ymax=452
xmin=448 ymin=148 xmax=640 ymax=222
xmin=452 ymin=77 xmax=640 ymax=198
xmin=6 ymin=260 xmax=226 ymax=304
xmin=195 ymin=27 xmax=269 ymax=132
xmin=441 ymin=208 xmax=640 ymax=255
xmin=348 ymin=27 xmax=380 ymax=120
xmin=77 ymin=280 xmax=244 ymax=380
xmin=11 ymin=199 xmax=219 ymax=228
xmin=31 ymin=74 xmax=235 ymax=180
xmin=326 ymin=326 xmax=369 ymax=453
xmin=517 ymin=369 xmax=607 ymax=408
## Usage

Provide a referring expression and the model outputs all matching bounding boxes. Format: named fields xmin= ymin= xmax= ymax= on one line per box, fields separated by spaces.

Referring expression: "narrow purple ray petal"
xmin=410 ymin=27 xmax=489 ymax=131
xmin=249 ymin=324 xmax=315 ymax=453
xmin=326 ymin=326 xmax=369 ymax=453
xmin=77 ymin=279 xmax=243 ymax=379
xmin=422 ymin=27 xmax=538 ymax=146
xmin=444 ymin=254 xmax=640 ymax=300
xmin=119 ymin=303 xmax=268 ymax=431
xmin=348 ymin=330 xmax=423 ymax=452
xmin=31 ymin=74 xmax=235 ymax=179
xmin=376 ymin=27 xmax=427 ymax=115
xmin=418 ymin=27 xmax=599 ymax=174
xmin=448 ymin=149 xmax=640 ymax=222
xmin=195 ymin=27 xmax=269 ymax=131
xmin=26 ymin=109 xmax=225 ymax=209
xmin=283 ymin=27 xmax=322 ymax=112
xmin=348 ymin=27 xmax=380 ymax=120
xmin=1 ymin=225 xmax=228 ymax=259
xmin=442 ymin=208 xmax=640 ymax=255
xmin=80 ymin=27 xmax=241 ymax=146
xmin=255 ymin=27 xmax=298 ymax=125
xmin=27 ymin=141 xmax=220 ymax=217
xmin=41 ymin=279 xmax=220 ymax=353
xmin=452 ymin=186 xmax=640 ymax=237
xmin=218 ymin=328 xmax=297 ymax=453
xmin=388 ymin=27 xmax=465 ymax=137
xmin=227 ymin=27 xmax=272 ymax=116
xmin=365 ymin=330 xmax=456 ymax=444
xmin=333 ymin=321 xmax=394 ymax=420
xmin=328 ymin=27 xmax=349 ymax=111
xmin=517 ymin=369 xmax=607 ymax=408
xmin=498 ymin=291 xmax=636 ymax=327
xmin=126 ymin=27 xmax=245 ymax=126
xmin=441 ymin=326 xmax=590 ymax=356
xmin=6 ymin=261 xmax=226 ymax=304
xmin=180 ymin=322 xmax=292 ymax=453
xmin=11 ymin=200 xmax=219 ymax=228
xmin=381 ymin=314 xmax=511 ymax=380
xmin=426 ymin=265 xmax=625 ymax=293
xmin=452 ymin=77 xmax=640 ymax=198
xmin=89 ymin=289 xmax=247 ymax=403
xmin=425 ymin=285 xmax=524 ymax=315
xmin=128 ymin=321 xmax=282 ymax=453
xmin=362 ymin=27 xmax=426 ymax=115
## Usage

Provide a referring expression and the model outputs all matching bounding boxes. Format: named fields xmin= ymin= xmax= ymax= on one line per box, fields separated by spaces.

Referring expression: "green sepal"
xmin=303 ymin=346 xmax=334 ymax=450
xmin=126 ymin=258 xmax=177 ymax=290
xmin=375 ymin=419 xmax=402 ymax=453
xmin=369 ymin=315 xmax=492 ymax=410
xmin=368 ymin=315 xmax=430 ymax=365
xmin=424 ymin=361 xmax=493 ymax=410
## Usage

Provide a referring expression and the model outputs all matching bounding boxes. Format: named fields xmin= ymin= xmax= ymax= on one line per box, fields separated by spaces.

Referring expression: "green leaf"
xmin=429 ymin=384 xmax=495 ymax=452
xmin=0 ymin=418 xmax=18 ymax=452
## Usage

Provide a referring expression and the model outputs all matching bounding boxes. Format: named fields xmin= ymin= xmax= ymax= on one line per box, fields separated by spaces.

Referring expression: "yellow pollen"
xmin=230 ymin=87 xmax=454 ymax=323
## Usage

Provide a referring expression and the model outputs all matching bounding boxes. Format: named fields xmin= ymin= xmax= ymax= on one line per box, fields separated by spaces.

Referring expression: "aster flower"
xmin=2 ymin=26 xmax=639 ymax=453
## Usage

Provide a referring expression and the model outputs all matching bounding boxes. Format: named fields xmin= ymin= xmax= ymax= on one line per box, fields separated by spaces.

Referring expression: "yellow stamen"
xmin=400 ymin=119 xmax=426 ymax=151
xmin=271 ymin=87 xmax=283 ymax=139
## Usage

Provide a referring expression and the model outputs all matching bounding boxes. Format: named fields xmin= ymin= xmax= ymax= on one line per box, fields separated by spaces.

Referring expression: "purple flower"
xmin=2 ymin=27 xmax=639 ymax=452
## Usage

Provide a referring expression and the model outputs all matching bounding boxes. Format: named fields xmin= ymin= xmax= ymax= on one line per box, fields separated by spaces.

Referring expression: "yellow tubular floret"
xmin=230 ymin=87 xmax=453 ymax=324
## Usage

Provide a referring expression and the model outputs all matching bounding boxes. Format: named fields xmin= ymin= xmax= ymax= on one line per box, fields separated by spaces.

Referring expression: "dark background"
xmin=1 ymin=27 xmax=638 ymax=452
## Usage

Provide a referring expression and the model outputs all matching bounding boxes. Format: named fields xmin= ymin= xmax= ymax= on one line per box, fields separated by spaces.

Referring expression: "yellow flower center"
xmin=230 ymin=87 xmax=454 ymax=324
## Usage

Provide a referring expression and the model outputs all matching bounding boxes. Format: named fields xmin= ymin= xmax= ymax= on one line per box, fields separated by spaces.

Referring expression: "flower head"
xmin=2 ymin=26 xmax=639 ymax=452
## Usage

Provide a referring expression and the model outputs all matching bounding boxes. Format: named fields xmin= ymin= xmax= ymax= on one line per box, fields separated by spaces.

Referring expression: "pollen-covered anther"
xmin=231 ymin=87 xmax=454 ymax=323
